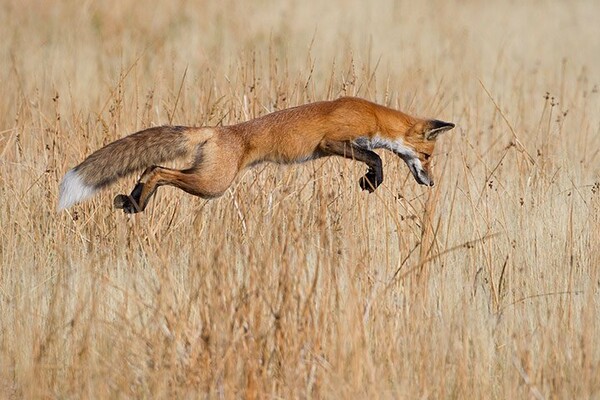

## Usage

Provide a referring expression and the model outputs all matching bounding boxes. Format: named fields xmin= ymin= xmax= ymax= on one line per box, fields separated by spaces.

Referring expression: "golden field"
xmin=1 ymin=0 xmax=599 ymax=398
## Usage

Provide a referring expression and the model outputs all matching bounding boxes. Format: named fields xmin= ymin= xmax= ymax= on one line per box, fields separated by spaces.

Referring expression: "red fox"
xmin=58 ymin=97 xmax=454 ymax=213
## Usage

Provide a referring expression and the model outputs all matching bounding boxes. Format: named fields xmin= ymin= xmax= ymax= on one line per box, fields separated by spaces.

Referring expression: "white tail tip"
xmin=57 ymin=169 xmax=97 ymax=211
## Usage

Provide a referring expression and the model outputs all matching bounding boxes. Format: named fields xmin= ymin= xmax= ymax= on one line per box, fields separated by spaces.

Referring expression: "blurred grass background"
xmin=0 ymin=0 xmax=599 ymax=398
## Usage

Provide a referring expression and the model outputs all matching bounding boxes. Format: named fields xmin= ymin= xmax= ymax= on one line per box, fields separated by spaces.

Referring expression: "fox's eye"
xmin=422 ymin=153 xmax=431 ymax=161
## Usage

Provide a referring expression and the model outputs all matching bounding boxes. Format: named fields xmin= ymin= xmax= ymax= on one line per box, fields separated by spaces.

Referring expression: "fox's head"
xmin=356 ymin=118 xmax=455 ymax=186
xmin=393 ymin=119 xmax=455 ymax=186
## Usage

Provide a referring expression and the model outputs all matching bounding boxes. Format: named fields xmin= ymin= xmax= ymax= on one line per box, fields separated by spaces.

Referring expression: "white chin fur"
xmin=57 ymin=169 xmax=97 ymax=211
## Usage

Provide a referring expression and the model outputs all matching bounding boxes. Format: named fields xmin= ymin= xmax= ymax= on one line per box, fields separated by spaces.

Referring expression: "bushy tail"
xmin=58 ymin=125 xmax=207 ymax=211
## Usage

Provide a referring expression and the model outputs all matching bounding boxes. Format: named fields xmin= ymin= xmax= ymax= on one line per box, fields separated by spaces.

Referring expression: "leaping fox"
xmin=58 ymin=97 xmax=454 ymax=213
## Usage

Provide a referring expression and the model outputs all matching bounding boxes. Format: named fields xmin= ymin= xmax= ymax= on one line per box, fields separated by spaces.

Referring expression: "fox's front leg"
xmin=318 ymin=140 xmax=383 ymax=192
xmin=359 ymin=167 xmax=383 ymax=192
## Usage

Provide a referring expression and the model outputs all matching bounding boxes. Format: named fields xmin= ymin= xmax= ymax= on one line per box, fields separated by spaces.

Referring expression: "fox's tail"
xmin=58 ymin=125 xmax=212 ymax=211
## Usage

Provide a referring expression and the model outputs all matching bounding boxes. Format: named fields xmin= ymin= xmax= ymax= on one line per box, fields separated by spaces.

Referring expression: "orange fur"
xmin=58 ymin=97 xmax=454 ymax=213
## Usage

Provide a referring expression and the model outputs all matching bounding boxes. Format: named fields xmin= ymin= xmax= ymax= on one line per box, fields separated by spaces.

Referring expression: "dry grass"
xmin=1 ymin=0 xmax=600 ymax=398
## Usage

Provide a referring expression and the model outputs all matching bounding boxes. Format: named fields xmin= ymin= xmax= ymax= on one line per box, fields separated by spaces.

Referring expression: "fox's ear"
xmin=425 ymin=120 xmax=455 ymax=141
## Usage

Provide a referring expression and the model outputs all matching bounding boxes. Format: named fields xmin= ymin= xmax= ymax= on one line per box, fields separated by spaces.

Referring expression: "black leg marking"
xmin=359 ymin=167 xmax=383 ymax=192
xmin=113 ymin=183 xmax=144 ymax=214
xmin=319 ymin=140 xmax=384 ymax=193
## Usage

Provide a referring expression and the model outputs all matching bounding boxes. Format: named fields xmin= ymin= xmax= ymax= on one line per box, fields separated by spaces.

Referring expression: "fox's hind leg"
xmin=114 ymin=163 xmax=239 ymax=214
xmin=113 ymin=166 xmax=162 ymax=213
xmin=319 ymin=140 xmax=383 ymax=192
xmin=114 ymin=140 xmax=240 ymax=213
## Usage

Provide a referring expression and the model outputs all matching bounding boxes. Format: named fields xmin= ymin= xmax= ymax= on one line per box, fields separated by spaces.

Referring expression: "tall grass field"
xmin=1 ymin=0 xmax=599 ymax=398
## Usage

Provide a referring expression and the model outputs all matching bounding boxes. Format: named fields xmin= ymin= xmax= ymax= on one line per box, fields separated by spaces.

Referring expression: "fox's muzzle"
xmin=415 ymin=171 xmax=433 ymax=187
xmin=406 ymin=158 xmax=433 ymax=187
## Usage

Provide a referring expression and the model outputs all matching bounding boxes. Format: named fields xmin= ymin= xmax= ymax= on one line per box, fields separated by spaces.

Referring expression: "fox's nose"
xmin=429 ymin=180 xmax=434 ymax=187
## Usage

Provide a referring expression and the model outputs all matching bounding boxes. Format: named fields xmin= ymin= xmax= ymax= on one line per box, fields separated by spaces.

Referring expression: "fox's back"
xmin=229 ymin=98 xmax=381 ymax=165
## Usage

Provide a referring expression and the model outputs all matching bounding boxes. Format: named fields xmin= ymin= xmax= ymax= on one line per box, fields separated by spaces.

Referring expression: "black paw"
xmin=359 ymin=166 xmax=383 ymax=193
xmin=113 ymin=194 xmax=142 ymax=214
xmin=359 ymin=172 xmax=381 ymax=193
